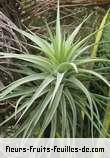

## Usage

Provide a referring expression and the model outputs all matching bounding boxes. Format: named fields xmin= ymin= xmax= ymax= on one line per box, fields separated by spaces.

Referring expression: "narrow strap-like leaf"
xmin=0 ymin=73 xmax=46 ymax=98
xmin=60 ymin=95 xmax=67 ymax=137
xmin=0 ymin=52 xmax=52 ymax=72
xmin=23 ymin=90 xmax=53 ymax=138
xmin=50 ymin=111 xmax=57 ymax=138
xmin=79 ymin=68 xmax=110 ymax=87
xmin=68 ymin=77 xmax=94 ymax=136
xmin=39 ymin=84 xmax=63 ymax=137
xmin=64 ymin=88 xmax=77 ymax=137
xmin=15 ymin=76 xmax=54 ymax=125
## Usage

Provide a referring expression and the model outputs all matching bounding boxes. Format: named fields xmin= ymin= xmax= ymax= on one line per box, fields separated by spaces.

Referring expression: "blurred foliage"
xmin=93 ymin=9 xmax=110 ymax=137
xmin=0 ymin=0 xmax=21 ymax=25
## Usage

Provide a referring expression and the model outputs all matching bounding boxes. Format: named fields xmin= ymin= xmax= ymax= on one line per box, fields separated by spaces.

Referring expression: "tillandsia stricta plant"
xmin=0 ymin=1 xmax=110 ymax=138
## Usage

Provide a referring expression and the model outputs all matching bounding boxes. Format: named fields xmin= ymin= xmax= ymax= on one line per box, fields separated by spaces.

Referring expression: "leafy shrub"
xmin=0 ymin=2 xmax=110 ymax=138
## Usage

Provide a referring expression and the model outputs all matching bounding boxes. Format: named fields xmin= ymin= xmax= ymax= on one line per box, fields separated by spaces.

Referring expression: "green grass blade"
xmin=92 ymin=9 xmax=110 ymax=58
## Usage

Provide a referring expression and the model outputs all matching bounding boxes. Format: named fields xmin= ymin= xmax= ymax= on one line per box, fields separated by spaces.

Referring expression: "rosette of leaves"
xmin=0 ymin=1 xmax=110 ymax=138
